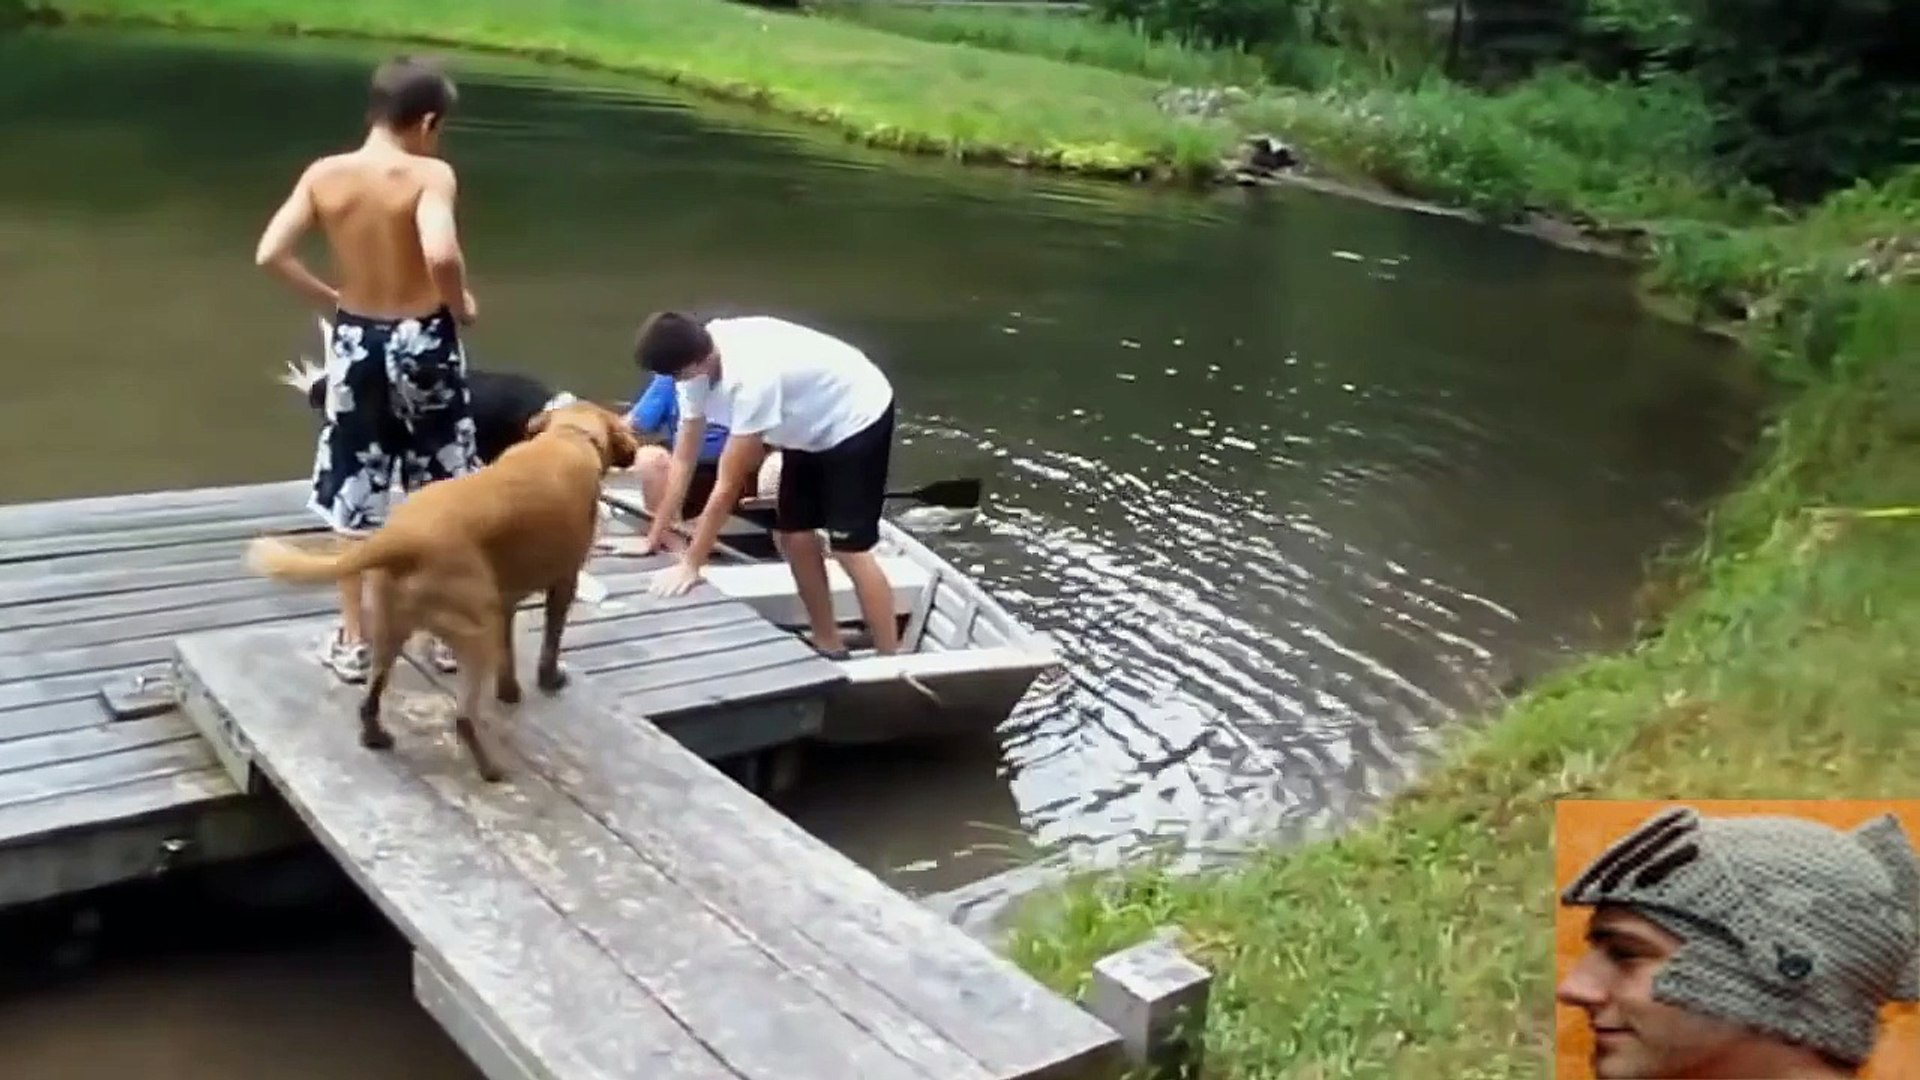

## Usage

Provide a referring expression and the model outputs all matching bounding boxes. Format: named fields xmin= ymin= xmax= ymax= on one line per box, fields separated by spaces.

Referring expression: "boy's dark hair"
xmin=634 ymin=311 xmax=715 ymax=376
xmin=367 ymin=55 xmax=457 ymax=130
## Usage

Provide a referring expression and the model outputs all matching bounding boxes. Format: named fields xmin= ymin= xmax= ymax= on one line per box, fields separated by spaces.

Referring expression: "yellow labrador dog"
xmin=245 ymin=401 xmax=639 ymax=781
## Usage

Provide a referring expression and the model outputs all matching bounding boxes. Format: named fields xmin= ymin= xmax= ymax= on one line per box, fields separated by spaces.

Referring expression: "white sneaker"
xmin=427 ymin=638 xmax=459 ymax=675
xmin=318 ymin=629 xmax=370 ymax=684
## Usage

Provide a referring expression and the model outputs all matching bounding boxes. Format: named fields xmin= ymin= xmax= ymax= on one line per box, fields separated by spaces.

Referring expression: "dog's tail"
xmin=245 ymin=530 xmax=418 ymax=584
xmin=280 ymin=357 xmax=327 ymax=412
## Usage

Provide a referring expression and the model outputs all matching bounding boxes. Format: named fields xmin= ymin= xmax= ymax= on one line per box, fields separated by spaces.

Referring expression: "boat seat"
xmin=702 ymin=556 xmax=932 ymax=627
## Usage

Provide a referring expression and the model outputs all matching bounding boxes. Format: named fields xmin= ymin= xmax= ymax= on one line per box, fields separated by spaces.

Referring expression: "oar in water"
xmin=889 ymin=477 xmax=983 ymax=510
xmin=735 ymin=477 xmax=983 ymax=514
xmin=1808 ymin=504 xmax=1920 ymax=521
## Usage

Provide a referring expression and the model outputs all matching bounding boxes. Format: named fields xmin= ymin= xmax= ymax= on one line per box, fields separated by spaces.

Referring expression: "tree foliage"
xmin=1587 ymin=0 xmax=1919 ymax=202
xmin=1089 ymin=0 xmax=1918 ymax=201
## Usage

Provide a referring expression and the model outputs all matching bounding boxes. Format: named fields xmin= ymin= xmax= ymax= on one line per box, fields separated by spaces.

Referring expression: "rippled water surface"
xmin=0 ymin=20 xmax=1750 ymax=1001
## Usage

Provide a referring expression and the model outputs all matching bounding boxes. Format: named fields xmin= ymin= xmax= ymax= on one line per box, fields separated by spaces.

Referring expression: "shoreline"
xmin=22 ymin=1 xmax=1650 ymax=266
xmin=25 ymin=1 xmax=1233 ymax=180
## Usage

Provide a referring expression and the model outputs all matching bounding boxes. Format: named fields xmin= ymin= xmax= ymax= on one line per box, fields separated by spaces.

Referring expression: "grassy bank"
xmin=32 ymin=0 xmax=1241 ymax=177
xmin=1006 ymin=291 xmax=1920 ymax=1079
xmin=816 ymin=1 xmax=1270 ymax=88
xmin=29 ymin=0 xmax=1752 ymax=228
xmin=818 ymin=2 xmax=1754 ymax=222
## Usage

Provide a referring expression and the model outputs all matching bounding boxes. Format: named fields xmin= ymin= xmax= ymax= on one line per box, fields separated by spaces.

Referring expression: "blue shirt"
xmin=628 ymin=374 xmax=729 ymax=463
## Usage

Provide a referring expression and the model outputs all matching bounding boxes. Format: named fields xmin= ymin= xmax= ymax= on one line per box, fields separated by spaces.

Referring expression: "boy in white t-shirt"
xmin=632 ymin=310 xmax=899 ymax=657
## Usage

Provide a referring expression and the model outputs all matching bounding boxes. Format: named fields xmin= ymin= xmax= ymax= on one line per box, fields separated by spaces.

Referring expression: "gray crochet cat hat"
xmin=1561 ymin=805 xmax=1920 ymax=1066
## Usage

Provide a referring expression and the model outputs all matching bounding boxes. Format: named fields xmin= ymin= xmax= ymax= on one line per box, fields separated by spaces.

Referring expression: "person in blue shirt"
xmin=625 ymin=373 xmax=779 ymax=545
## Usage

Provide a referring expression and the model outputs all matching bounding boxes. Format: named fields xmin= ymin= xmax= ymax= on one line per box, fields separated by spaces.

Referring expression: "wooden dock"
xmin=0 ymin=479 xmax=1127 ymax=1079
xmin=177 ymin=624 xmax=1120 ymax=1079
xmin=0 ymin=479 xmax=841 ymax=908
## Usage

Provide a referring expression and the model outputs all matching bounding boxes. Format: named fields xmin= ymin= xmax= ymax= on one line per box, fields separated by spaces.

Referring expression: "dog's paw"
xmin=360 ymin=726 xmax=395 ymax=751
xmin=537 ymin=664 xmax=570 ymax=694
xmin=456 ymin=717 xmax=505 ymax=782
xmin=495 ymin=678 xmax=523 ymax=705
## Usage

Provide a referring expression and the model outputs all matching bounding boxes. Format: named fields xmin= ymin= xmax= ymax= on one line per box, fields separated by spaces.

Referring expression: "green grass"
xmin=804 ymin=1 xmax=1756 ymax=222
xmin=1238 ymin=68 xmax=1750 ymax=222
xmin=31 ymin=0 xmax=1242 ymax=178
xmin=818 ymin=2 xmax=1269 ymax=88
xmin=30 ymin=0 xmax=1769 ymax=232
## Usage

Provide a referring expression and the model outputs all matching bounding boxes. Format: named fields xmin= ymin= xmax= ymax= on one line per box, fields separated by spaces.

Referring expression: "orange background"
xmin=1554 ymin=799 xmax=1920 ymax=1079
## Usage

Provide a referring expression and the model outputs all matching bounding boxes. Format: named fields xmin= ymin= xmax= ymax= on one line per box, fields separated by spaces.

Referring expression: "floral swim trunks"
xmin=307 ymin=306 xmax=481 ymax=535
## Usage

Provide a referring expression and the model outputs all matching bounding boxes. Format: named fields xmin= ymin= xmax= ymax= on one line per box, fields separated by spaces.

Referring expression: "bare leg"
xmin=538 ymin=576 xmax=577 ymax=693
xmin=835 ymin=549 xmax=900 ymax=654
xmin=634 ymin=444 xmax=671 ymax=507
xmin=494 ymin=601 xmax=522 ymax=705
xmin=757 ymin=454 xmax=787 ymax=561
xmin=338 ymin=571 xmax=366 ymax=642
xmin=781 ymin=529 xmax=842 ymax=654
xmin=356 ymin=571 xmax=402 ymax=749
xmin=632 ymin=445 xmax=687 ymax=553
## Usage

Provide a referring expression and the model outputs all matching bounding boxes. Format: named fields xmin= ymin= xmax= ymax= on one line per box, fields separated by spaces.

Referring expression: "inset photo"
xmin=1554 ymin=800 xmax=1920 ymax=1080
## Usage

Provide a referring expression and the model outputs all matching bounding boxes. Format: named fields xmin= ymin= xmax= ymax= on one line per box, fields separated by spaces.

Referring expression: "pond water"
xmin=0 ymin=25 xmax=1753 ymax=1075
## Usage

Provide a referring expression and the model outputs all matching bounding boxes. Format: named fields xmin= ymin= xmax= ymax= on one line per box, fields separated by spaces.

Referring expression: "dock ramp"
xmin=173 ymin=621 xmax=1123 ymax=1080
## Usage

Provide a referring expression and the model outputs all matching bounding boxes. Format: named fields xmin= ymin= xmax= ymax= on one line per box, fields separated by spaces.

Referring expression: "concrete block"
xmin=1085 ymin=932 xmax=1211 ymax=1078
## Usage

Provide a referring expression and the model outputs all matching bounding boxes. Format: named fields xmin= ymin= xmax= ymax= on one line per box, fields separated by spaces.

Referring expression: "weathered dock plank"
xmin=0 ymin=533 xmax=300 ymax=581
xmin=393 ymin=661 xmax=958 ymax=1080
xmin=0 ymin=557 xmax=245 ymax=609
xmin=0 ymin=512 xmax=322 ymax=565
xmin=0 ymin=735 xmax=216 ymax=817
xmin=0 ymin=713 xmax=193 ymax=776
xmin=0 ymin=789 xmax=301 ymax=910
xmin=0 ymin=479 xmax=308 ymax=541
xmin=0 ymin=763 xmax=232 ymax=851
xmin=175 ymin=628 xmax=746 ymax=1080
xmin=176 ymin=622 xmax=1122 ymax=1080
xmin=493 ymin=677 xmax=1124 ymax=1080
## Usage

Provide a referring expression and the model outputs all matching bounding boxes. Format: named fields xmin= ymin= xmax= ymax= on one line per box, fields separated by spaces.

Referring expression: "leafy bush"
xmin=1586 ymin=0 xmax=1920 ymax=202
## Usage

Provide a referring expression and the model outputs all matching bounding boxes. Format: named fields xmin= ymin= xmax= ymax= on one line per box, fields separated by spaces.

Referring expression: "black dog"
xmin=282 ymin=357 xmax=573 ymax=466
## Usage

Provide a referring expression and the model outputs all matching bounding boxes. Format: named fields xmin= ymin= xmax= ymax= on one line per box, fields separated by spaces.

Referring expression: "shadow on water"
xmin=0 ymin=16 xmax=1757 ymax=964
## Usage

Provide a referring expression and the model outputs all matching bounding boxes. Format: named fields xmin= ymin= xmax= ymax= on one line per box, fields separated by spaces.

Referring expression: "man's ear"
xmin=526 ymin=410 xmax=552 ymax=437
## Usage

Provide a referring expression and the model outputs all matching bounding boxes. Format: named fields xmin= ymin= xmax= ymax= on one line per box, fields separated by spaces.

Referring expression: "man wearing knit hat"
xmin=1556 ymin=805 xmax=1920 ymax=1078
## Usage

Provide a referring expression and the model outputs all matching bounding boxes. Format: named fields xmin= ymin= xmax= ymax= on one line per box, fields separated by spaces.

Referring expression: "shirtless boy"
xmin=253 ymin=55 xmax=481 ymax=682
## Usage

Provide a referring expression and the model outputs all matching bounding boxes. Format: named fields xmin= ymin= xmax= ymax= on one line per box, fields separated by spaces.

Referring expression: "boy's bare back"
xmin=255 ymin=55 xmax=471 ymax=327
xmin=307 ymin=148 xmax=455 ymax=321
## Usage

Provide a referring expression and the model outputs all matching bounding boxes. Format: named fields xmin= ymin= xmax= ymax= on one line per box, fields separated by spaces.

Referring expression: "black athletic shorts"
xmin=682 ymin=461 xmax=721 ymax=521
xmin=776 ymin=402 xmax=894 ymax=553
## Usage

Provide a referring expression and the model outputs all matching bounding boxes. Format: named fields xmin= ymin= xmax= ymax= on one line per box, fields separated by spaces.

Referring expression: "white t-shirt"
xmin=676 ymin=316 xmax=893 ymax=453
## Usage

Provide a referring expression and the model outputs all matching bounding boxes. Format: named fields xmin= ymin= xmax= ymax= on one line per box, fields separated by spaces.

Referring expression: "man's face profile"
xmin=1556 ymin=905 xmax=1753 ymax=1078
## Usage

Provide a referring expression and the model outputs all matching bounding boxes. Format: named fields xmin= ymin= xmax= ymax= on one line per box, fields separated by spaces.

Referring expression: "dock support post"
xmin=1084 ymin=930 xmax=1211 ymax=1079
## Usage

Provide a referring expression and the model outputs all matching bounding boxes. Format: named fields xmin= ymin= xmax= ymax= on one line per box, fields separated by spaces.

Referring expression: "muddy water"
xmin=0 ymin=25 xmax=1753 ymax=1074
